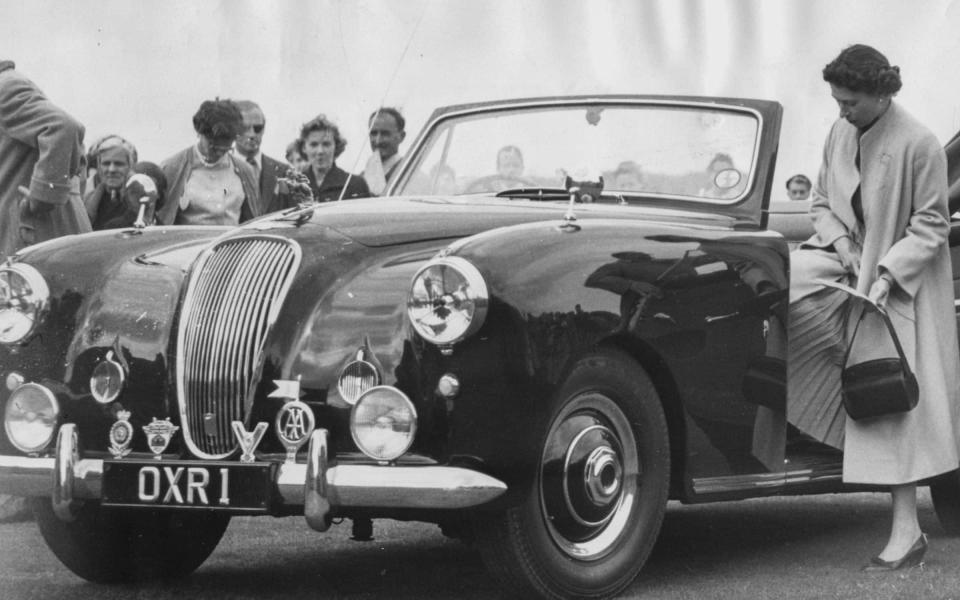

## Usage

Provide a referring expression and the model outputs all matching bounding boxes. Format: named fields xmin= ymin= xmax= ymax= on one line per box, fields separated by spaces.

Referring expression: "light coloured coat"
xmin=0 ymin=61 xmax=89 ymax=261
xmin=804 ymin=101 xmax=960 ymax=484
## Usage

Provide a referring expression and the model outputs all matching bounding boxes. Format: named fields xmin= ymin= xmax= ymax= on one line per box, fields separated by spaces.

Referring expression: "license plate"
xmin=102 ymin=460 xmax=275 ymax=512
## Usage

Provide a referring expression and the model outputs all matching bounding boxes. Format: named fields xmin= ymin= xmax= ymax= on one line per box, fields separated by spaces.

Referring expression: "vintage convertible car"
xmin=2 ymin=95 xmax=960 ymax=600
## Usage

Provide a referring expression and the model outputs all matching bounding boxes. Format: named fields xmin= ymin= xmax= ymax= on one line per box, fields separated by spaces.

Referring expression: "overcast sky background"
xmin=3 ymin=0 xmax=960 ymax=194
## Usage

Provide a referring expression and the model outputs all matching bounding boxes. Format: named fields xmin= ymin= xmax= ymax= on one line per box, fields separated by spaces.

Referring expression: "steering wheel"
xmin=464 ymin=174 xmax=539 ymax=194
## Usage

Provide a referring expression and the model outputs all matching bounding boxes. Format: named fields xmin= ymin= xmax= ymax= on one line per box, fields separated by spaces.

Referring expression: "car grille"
xmin=176 ymin=236 xmax=301 ymax=459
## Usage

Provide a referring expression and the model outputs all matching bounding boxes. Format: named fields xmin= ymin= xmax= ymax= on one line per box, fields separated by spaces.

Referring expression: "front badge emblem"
xmin=276 ymin=400 xmax=315 ymax=462
xmin=109 ymin=410 xmax=133 ymax=458
xmin=142 ymin=418 xmax=179 ymax=458
xmin=231 ymin=421 xmax=268 ymax=463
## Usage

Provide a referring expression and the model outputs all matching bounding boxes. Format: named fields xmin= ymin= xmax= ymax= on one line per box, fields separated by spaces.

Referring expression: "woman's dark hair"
xmin=822 ymin=44 xmax=902 ymax=95
xmin=192 ymin=99 xmax=243 ymax=141
xmin=299 ymin=115 xmax=347 ymax=158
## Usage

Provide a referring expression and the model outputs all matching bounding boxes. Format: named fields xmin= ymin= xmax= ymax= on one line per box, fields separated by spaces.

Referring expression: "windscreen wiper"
xmin=494 ymin=187 xmax=569 ymax=200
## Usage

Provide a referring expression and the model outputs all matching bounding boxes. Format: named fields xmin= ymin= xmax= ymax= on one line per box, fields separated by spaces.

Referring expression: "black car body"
xmin=2 ymin=95 xmax=960 ymax=599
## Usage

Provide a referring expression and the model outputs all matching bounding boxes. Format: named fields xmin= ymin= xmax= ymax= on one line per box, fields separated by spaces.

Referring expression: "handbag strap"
xmin=841 ymin=301 xmax=911 ymax=370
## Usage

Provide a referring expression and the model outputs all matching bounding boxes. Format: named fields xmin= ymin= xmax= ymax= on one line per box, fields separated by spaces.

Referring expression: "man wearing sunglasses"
xmin=234 ymin=100 xmax=287 ymax=213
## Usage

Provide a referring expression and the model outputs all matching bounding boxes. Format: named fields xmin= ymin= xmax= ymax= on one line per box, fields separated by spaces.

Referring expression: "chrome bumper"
xmin=0 ymin=424 xmax=507 ymax=531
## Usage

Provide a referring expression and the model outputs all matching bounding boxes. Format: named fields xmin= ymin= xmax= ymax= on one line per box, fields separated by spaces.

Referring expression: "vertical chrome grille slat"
xmin=194 ymin=244 xmax=243 ymax=451
xmin=176 ymin=236 xmax=301 ymax=458
xmin=214 ymin=242 xmax=261 ymax=446
xmin=190 ymin=243 xmax=241 ymax=447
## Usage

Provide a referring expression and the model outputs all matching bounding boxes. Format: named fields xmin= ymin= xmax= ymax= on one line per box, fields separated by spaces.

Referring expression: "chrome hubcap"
xmin=540 ymin=392 xmax=639 ymax=560
xmin=583 ymin=445 xmax=622 ymax=505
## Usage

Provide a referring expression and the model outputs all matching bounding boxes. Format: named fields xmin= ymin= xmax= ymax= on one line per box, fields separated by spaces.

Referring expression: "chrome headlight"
xmin=4 ymin=382 xmax=59 ymax=453
xmin=350 ymin=386 xmax=417 ymax=461
xmin=0 ymin=264 xmax=50 ymax=345
xmin=407 ymin=256 xmax=488 ymax=346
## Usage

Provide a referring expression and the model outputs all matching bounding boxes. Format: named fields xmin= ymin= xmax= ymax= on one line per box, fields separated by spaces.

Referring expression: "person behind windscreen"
xmin=299 ymin=114 xmax=370 ymax=202
xmin=363 ymin=107 xmax=406 ymax=195
xmin=158 ymin=99 xmax=262 ymax=225
xmin=788 ymin=44 xmax=960 ymax=571
xmin=0 ymin=59 xmax=89 ymax=262
xmin=786 ymin=173 xmax=812 ymax=201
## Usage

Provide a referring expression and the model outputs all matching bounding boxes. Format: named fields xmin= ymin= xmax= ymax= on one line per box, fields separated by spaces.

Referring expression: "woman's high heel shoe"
xmin=862 ymin=533 xmax=928 ymax=572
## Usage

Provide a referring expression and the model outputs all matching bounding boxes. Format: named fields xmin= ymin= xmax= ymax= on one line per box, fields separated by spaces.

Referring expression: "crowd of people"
xmin=0 ymin=60 xmax=409 ymax=262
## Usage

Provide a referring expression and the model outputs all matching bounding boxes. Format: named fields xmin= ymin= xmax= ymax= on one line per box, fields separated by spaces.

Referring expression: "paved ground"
xmin=0 ymin=490 xmax=958 ymax=599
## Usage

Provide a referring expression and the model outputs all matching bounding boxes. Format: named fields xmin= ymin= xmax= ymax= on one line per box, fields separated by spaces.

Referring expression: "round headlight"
xmin=0 ymin=264 xmax=50 ymax=345
xmin=407 ymin=256 xmax=488 ymax=346
xmin=350 ymin=386 xmax=417 ymax=461
xmin=4 ymin=382 xmax=59 ymax=453
xmin=90 ymin=351 xmax=126 ymax=404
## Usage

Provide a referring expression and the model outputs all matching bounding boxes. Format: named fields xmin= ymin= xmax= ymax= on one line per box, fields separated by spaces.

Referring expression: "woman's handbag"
xmin=840 ymin=301 xmax=919 ymax=421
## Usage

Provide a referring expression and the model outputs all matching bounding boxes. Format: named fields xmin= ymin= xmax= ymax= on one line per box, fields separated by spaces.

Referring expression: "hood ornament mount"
xmin=557 ymin=175 xmax=603 ymax=233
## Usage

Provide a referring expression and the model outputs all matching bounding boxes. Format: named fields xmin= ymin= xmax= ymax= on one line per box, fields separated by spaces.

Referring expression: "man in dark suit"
xmin=234 ymin=100 xmax=288 ymax=213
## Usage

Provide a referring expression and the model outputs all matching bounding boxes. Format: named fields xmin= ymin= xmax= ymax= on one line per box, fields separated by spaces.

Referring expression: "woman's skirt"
xmin=787 ymin=283 xmax=849 ymax=449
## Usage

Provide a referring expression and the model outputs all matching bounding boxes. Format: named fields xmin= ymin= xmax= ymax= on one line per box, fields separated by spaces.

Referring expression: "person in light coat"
xmin=0 ymin=60 xmax=89 ymax=261
xmin=789 ymin=44 xmax=960 ymax=571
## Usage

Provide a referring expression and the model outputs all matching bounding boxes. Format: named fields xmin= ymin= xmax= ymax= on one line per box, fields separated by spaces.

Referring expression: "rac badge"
xmin=109 ymin=410 xmax=134 ymax=458
xmin=275 ymin=400 xmax=315 ymax=463
xmin=142 ymin=418 xmax=179 ymax=458
xmin=231 ymin=421 xmax=268 ymax=463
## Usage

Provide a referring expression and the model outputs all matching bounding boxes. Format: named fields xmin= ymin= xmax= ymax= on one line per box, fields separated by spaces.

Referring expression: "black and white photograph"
xmin=3 ymin=1 xmax=960 ymax=598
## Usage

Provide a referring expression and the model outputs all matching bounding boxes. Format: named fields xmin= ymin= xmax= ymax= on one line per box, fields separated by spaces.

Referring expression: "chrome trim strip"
xmin=690 ymin=471 xmax=784 ymax=495
xmin=691 ymin=466 xmax=844 ymax=495
xmin=177 ymin=236 xmax=302 ymax=459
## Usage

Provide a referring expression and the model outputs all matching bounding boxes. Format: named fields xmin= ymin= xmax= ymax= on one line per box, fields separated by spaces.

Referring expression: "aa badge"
xmin=275 ymin=399 xmax=315 ymax=462
xmin=108 ymin=410 xmax=134 ymax=458
xmin=142 ymin=418 xmax=179 ymax=458
xmin=231 ymin=421 xmax=268 ymax=463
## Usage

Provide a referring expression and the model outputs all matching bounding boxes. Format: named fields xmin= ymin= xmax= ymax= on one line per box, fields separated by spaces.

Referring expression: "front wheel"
xmin=474 ymin=349 xmax=670 ymax=599
xmin=33 ymin=499 xmax=230 ymax=582
xmin=930 ymin=469 xmax=960 ymax=535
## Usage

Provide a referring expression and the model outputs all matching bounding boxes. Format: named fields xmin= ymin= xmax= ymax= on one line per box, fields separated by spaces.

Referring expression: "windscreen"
xmin=395 ymin=103 xmax=760 ymax=202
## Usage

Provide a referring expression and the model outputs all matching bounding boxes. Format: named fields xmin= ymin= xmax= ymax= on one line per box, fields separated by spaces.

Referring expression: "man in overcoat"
xmin=0 ymin=60 xmax=89 ymax=261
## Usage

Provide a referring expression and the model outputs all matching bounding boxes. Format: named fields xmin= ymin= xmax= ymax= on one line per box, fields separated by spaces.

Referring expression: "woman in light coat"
xmin=789 ymin=44 xmax=960 ymax=570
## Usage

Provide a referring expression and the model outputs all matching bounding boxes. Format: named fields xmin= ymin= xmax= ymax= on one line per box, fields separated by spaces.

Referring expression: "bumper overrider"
xmin=0 ymin=410 xmax=507 ymax=530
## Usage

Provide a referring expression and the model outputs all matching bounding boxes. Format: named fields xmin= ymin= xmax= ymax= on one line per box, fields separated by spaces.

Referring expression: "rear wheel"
xmin=474 ymin=349 xmax=670 ymax=599
xmin=33 ymin=499 xmax=230 ymax=582
xmin=930 ymin=469 xmax=960 ymax=535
